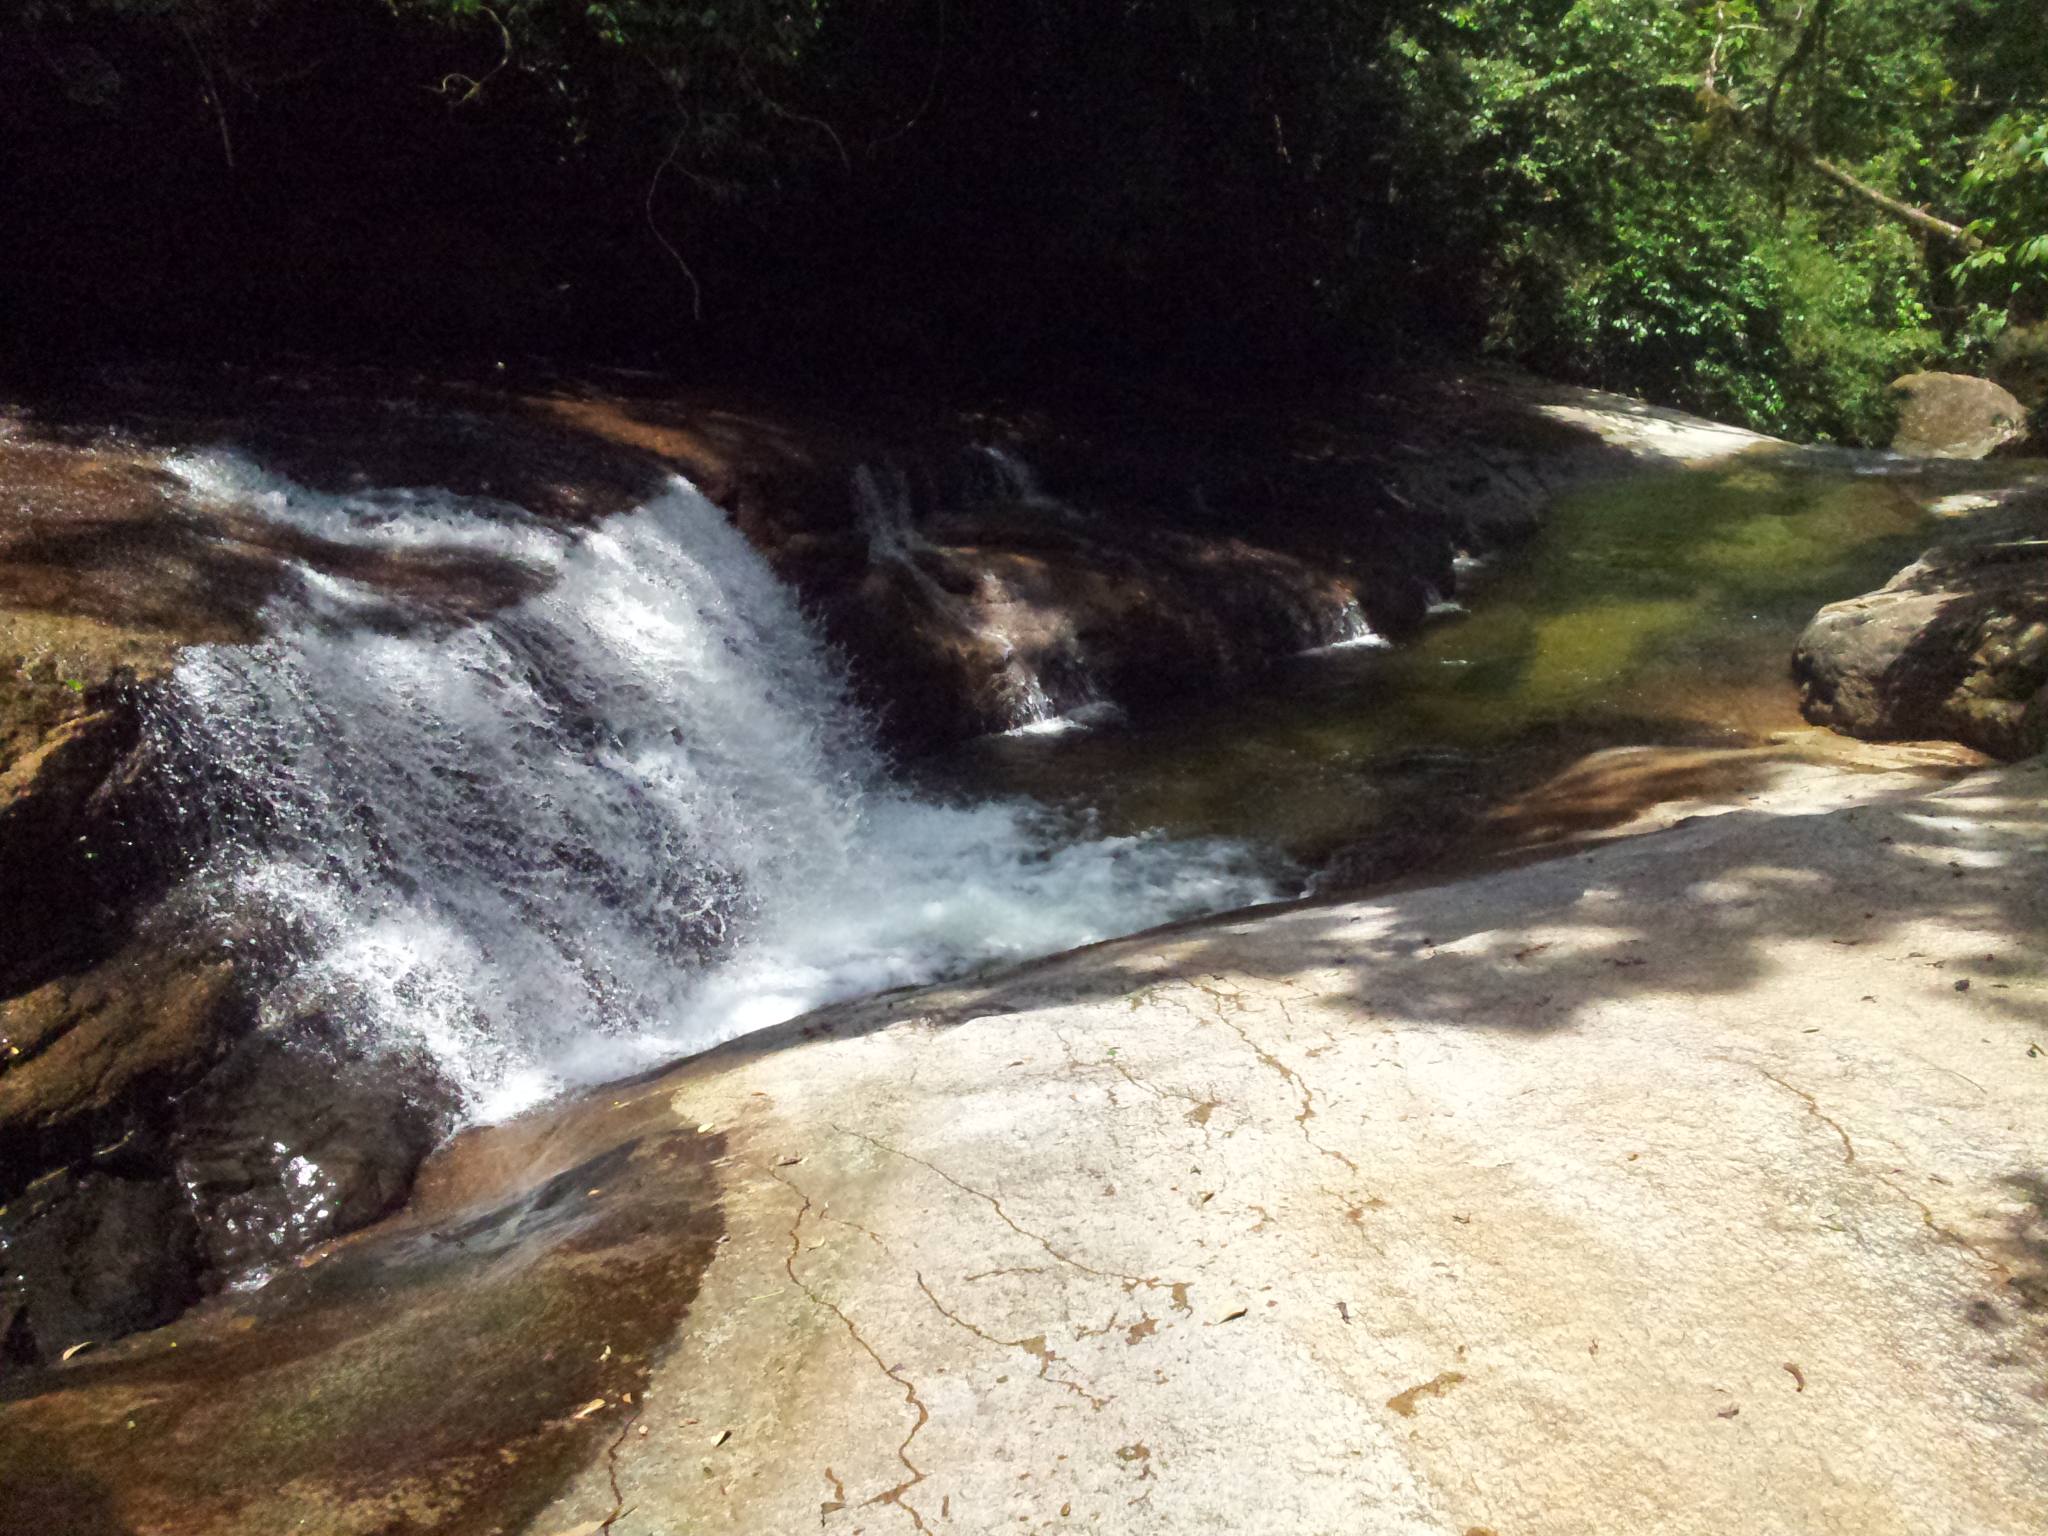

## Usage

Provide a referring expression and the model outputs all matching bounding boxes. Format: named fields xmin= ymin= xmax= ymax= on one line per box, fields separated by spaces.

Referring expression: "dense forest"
xmin=4 ymin=1 xmax=2043 ymax=441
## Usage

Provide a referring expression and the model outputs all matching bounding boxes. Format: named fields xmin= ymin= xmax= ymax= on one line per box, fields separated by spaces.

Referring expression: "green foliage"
xmin=13 ymin=2 xmax=830 ymax=156
xmin=1365 ymin=0 xmax=2048 ymax=442
xmin=1959 ymin=112 xmax=2048 ymax=307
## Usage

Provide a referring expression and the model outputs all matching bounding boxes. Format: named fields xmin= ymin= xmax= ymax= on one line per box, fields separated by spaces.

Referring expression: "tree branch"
xmin=646 ymin=124 xmax=704 ymax=323
xmin=1708 ymin=92 xmax=1982 ymax=250
xmin=1802 ymin=151 xmax=1982 ymax=249
xmin=177 ymin=21 xmax=234 ymax=171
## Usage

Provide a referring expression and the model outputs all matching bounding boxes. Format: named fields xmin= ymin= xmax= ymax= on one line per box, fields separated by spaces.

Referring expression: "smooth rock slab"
xmin=531 ymin=760 xmax=2048 ymax=1536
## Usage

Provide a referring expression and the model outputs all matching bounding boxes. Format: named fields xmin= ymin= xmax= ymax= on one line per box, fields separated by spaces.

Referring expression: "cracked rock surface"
xmin=528 ymin=758 xmax=2048 ymax=1536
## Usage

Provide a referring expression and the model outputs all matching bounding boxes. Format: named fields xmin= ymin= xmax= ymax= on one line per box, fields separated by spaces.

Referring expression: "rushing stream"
xmin=150 ymin=444 xmax=2040 ymax=1126
xmin=155 ymin=455 xmax=1275 ymax=1121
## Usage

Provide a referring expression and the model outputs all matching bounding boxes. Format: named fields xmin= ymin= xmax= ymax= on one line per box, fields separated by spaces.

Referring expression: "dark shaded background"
xmin=2 ymin=2 xmax=1477 ymax=389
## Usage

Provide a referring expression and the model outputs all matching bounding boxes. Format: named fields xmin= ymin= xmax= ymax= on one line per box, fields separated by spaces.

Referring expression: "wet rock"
xmin=0 ymin=435 xmax=276 ymax=649
xmin=1889 ymin=372 xmax=2030 ymax=459
xmin=11 ymin=369 xmax=1723 ymax=755
xmin=0 ymin=1165 xmax=202 ymax=1369
xmin=2 ymin=756 xmax=2036 ymax=1532
xmin=1313 ymin=818 xmax=1467 ymax=893
xmin=0 ymin=622 xmax=186 ymax=993
xmin=1 ymin=949 xmax=455 ymax=1352
xmin=1795 ymin=501 xmax=2048 ymax=759
xmin=0 ymin=1118 xmax=725 ymax=1536
xmin=0 ymin=944 xmax=234 ymax=1361
xmin=533 ymin=373 xmax=1669 ymax=750
xmin=845 ymin=515 xmax=1392 ymax=741
xmin=0 ymin=434 xmax=233 ymax=992
xmin=171 ymin=1031 xmax=453 ymax=1279
xmin=0 ymin=943 xmax=244 ymax=1176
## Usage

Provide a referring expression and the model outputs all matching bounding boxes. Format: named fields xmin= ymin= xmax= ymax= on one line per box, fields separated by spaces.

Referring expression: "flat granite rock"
xmin=4 ymin=756 xmax=2043 ymax=1534
xmin=511 ymin=758 xmax=2048 ymax=1536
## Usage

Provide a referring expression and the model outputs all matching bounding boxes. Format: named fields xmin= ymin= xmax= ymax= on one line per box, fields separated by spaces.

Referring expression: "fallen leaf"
xmin=1783 ymin=1363 xmax=1805 ymax=1392
xmin=59 ymin=1342 xmax=94 ymax=1362
xmin=570 ymin=1399 xmax=607 ymax=1420
xmin=1717 ymin=1405 xmax=1740 ymax=1418
xmin=714 ymin=1428 xmax=732 ymax=1447
xmin=1386 ymin=1372 xmax=1466 ymax=1417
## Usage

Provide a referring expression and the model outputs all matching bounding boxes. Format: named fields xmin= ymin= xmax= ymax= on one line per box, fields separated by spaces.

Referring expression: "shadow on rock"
xmin=1797 ymin=493 xmax=2048 ymax=760
xmin=700 ymin=759 xmax=2048 ymax=1067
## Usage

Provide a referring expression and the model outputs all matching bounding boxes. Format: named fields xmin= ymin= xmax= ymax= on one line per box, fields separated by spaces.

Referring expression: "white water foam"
xmin=162 ymin=456 xmax=1274 ymax=1121
xmin=1302 ymin=593 xmax=1393 ymax=653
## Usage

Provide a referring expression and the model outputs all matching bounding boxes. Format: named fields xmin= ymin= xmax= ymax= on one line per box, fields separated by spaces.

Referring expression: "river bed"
xmin=926 ymin=450 xmax=2040 ymax=870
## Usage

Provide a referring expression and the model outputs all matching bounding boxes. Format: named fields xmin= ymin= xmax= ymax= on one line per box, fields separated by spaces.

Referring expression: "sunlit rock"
xmin=1796 ymin=494 xmax=2048 ymax=758
xmin=1890 ymin=372 xmax=2031 ymax=459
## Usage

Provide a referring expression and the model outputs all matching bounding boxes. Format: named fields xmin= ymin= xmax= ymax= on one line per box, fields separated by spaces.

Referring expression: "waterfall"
xmin=853 ymin=464 xmax=1072 ymax=730
xmin=968 ymin=443 xmax=1059 ymax=508
xmin=159 ymin=455 xmax=1275 ymax=1121
xmin=1303 ymin=593 xmax=1393 ymax=653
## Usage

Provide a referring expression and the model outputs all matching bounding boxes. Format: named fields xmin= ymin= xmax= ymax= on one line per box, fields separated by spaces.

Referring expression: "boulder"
xmin=171 ymin=1030 xmax=452 ymax=1279
xmin=1889 ymin=372 xmax=2030 ymax=459
xmin=0 ymin=942 xmax=241 ymax=1367
xmin=1794 ymin=501 xmax=2048 ymax=758
xmin=0 ymin=949 xmax=455 ymax=1359
xmin=0 ymin=944 xmax=244 ymax=1174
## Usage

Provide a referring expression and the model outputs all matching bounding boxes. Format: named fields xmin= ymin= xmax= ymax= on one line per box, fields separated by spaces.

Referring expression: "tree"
xmin=1379 ymin=0 xmax=2044 ymax=441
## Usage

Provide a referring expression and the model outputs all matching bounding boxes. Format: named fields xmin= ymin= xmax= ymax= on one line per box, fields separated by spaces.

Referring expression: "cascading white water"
xmin=855 ymin=451 xmax=1390 ymax=726
xmin=1304 ymin=593 xmax=1393 ymax=652
xmin=161 ymin=455 xmax=1274 ymax=1121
